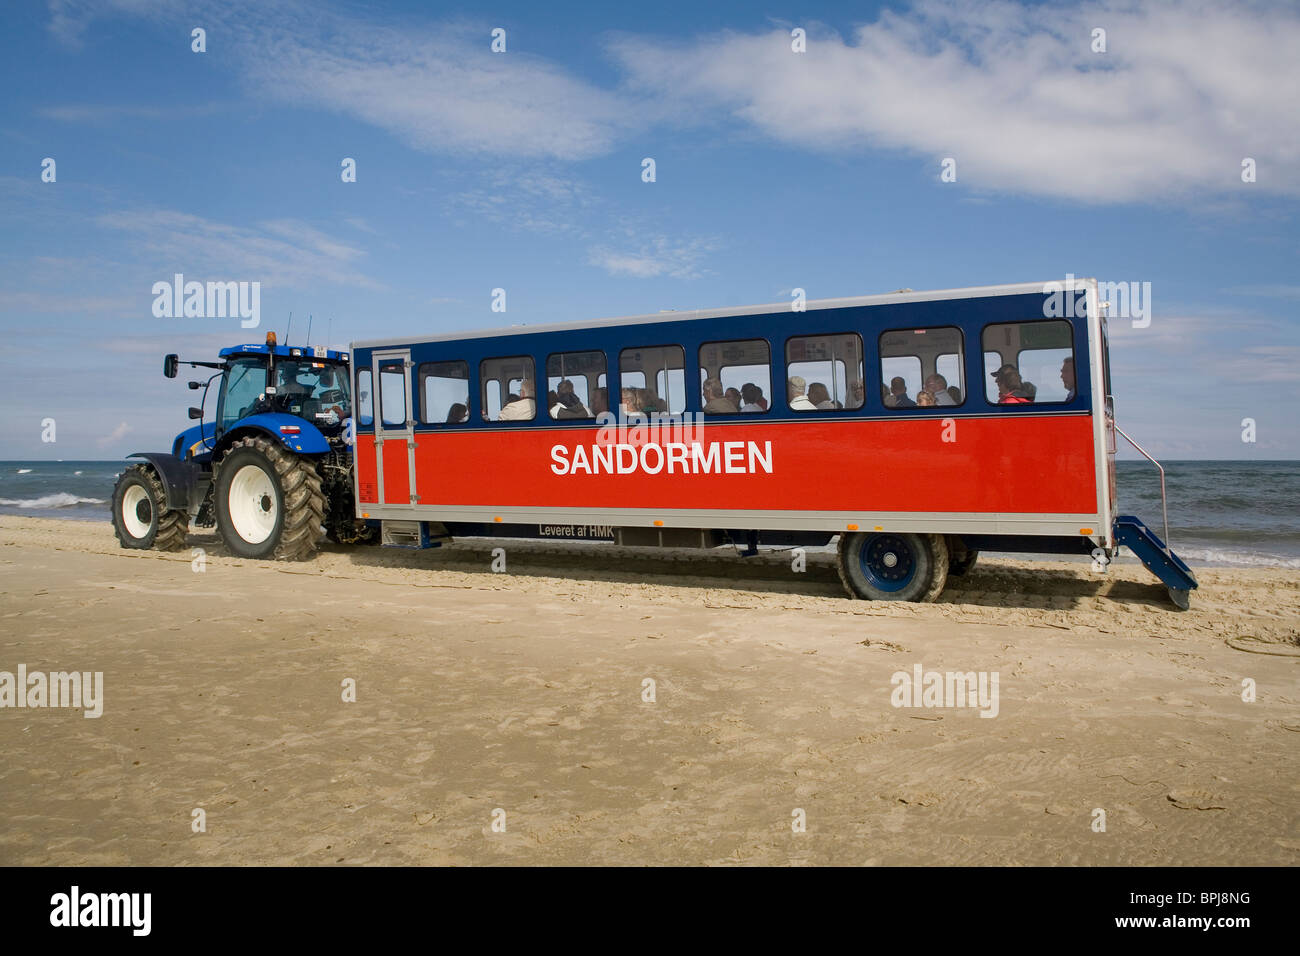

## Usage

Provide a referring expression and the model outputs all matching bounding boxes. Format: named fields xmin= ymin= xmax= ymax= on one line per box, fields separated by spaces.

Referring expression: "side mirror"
xmin=188 ymin=381 xmax=202 ymax=390
xmin=164 ymin=354 xmax=179 ymax=378
xmin=188 ymin=407 xmax=203 ymax=420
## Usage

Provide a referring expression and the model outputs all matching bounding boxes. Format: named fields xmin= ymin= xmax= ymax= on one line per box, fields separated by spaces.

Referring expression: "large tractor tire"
xmin=837 ymin=531 xmax=949 ymax=603
xmin=111 ymin=463 xmax=189 ymax=552
xmin=215 ymin=436 xmax=325 ymax=560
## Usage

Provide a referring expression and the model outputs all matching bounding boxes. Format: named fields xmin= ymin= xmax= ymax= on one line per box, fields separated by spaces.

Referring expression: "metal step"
xmin=380 ymin=520 xmax=450 ymax=549
xmin=1113 ymin=515 xmax=1198 ymax=609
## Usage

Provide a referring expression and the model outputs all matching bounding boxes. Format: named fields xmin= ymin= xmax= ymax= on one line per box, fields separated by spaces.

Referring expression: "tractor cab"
xmin=214 ymin=341 xmax=352 ymax=439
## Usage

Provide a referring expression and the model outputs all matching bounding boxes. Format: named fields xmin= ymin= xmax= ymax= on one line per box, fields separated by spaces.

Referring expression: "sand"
xmin=0 ymin=514 xmax=1296 ymax=866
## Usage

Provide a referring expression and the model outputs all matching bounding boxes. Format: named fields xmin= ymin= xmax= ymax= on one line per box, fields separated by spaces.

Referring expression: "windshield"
xmin=220 ymin=357 xmax=351 ymax=430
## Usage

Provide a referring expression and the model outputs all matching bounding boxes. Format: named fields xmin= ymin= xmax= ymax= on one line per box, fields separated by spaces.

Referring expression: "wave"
xmin=1170 ymin=547 xmax=1300 ymax=569
xmin=0 ymin=493 xmax=106 ymax=509
xmin=16 ymin=469 xmax=32 ymax=474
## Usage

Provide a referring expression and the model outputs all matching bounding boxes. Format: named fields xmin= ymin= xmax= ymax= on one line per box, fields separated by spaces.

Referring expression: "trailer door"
xmin=374 ymin=350 xmax=417 ymax=507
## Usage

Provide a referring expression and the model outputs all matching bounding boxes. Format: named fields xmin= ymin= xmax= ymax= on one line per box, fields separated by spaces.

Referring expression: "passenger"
xmin=546 ymin=389 xmax=560 ymax=411
xmin=808 ymin=382 xmax=836 ymax=409
xmin=924 ymin=373 xmax=956 ymax=406
xmin=498 ymin=381 xmax=536 ymax=420
xmin=991 ymin=364 xmax=1033 ymax=404
xmin=638 ymin=388 xmax=663 ymax=413
xmin=788 ymin=376 xmax=816 ymax=411
xmin=620 ymin=387 xmax=642 ymax=417
xmin=553 ymin=391 xmax=590 ymax=419
xmin=916 ymin=390 xmax=936 ymax=407
xmin=1060 ymin=357 xmax=1076 ymax=402
xmin=740 ymin=382 xmax=765 ymax=412
xmin=847 ymin=380 xmax=866 ymax=408
xmin=947 ymin=385 xmax=962 ymax=405
xmin=725 ymin=386 xmax=743 ymax=409
xmin=446 ymin=402 xmax=468 ymax=424
xmin=590 ymin=386 xmax=609 ymax=416
xmin=702 ymin=377 xmax=738 ymax=413
xmin=889 ymin=376 xmax=916 ymax=408
xmin=882 ymin=383 xmax=893 ymax=407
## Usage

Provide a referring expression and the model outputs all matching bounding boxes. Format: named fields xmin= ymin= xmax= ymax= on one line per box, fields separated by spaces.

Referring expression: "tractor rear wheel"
xmin=215 ymin=436 xmax=325 ymax=560
xmin=836 ymin=531 xmax=949 ymax=602
xmin=111 ymin=463 xmax=189 ymax=551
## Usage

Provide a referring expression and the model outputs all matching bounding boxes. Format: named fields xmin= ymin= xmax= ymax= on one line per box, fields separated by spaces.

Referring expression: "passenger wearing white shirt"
xmin=788 ymin=376 xmax=816 ymax=411
xmin=499 ymin=380 xmax=536 ymax=420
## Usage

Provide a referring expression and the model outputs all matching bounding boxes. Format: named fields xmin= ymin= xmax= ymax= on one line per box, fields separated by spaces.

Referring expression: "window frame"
xmin=783 ymin=331 xmax=866 ymax=413
xmin=545 ymin=349 xmax=607 ymax=421
xmin=618 ymin=344 xmax=687 ymax=416
xmin=479 ymin=354 xmax=538 ymax=423
xmin=417 ymin=359 xmax=472 ymax=426
xmin=878 ymin=325 xmax=967 ymax=411
xmin=698 ymin=337 xmax=772 ymax=415
xmin=980 ymin=318 xmax=1076 ymax=407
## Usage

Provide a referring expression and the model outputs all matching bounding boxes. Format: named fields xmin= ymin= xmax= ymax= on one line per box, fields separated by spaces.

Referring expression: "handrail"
xmin=1113 ymin=423 xmax=1170 ymax=550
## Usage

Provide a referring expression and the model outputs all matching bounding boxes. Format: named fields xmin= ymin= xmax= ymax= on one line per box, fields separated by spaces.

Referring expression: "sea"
xmin=1 ymin=459 xmax=1298 ymax=569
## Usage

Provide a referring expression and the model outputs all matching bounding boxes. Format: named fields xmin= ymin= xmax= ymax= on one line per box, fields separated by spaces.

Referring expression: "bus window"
xmin=378 ymin=361 xmax=408 ymax=427
xmin=982 ymin=320 xmax=1073 ymax=405
xmin=786 ymin=333 xmax=864 ymax=410
xmin=620 ymin=345 xmax=685 ymax=414
xmin=480 ymin=355 xmax=536 ymax=422
xmin=356 ymin=368 xmax=373 ymax=427
xmin=698 ymin=339 xmax=771 ymax=414
xmin=546 ymin=350 xmax=605 ymax=419
xmin=419 ymin=360 xmax=470 ymax=424
xmin=879 ymin=326 xmax=964 ymax=408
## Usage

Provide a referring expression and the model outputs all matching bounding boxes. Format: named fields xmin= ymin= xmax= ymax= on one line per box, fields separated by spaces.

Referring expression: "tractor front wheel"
xmin=215 ymin=436 xmax=325 ymax=560
xmin=111 ymin=463 xmax=189 ymax=551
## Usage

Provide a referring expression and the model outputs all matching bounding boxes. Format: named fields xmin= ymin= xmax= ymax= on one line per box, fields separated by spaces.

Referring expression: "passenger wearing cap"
xmin=992 ymin=364 xmax=1033 ymax=404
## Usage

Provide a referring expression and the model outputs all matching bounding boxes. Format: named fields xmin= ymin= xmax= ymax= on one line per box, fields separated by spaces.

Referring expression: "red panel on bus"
xmin=381 ymin=438 xmax=411 ymax=505
xmin=402 ymin=415 xmax=1097 ymax=515
xmin=355 ymin=435 xmax=379 ymax=504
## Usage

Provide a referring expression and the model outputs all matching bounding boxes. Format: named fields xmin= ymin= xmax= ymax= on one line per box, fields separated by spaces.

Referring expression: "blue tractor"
xmin=110 ymin=333 xmax=373 ymax=558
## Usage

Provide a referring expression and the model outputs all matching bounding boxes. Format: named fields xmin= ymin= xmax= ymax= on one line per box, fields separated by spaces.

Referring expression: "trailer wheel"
xmin=837 ymin=531 xmax=949 ymax=602
xmin=947 ymin=538 xmax=980 ymax=577
xmin=111 ymin=463 xmax=189 ymax=552
xmin=215 ymin=436 xmax=325 ymax=560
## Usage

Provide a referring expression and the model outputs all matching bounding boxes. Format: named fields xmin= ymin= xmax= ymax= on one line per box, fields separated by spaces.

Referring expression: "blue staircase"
xmin=1113 ymin=514 xmax=1198 ymax=610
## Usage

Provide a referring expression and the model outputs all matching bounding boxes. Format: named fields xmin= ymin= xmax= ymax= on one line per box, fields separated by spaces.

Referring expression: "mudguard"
xmin=126 ymin=452 xmax=206 ymax=512
xmin=223 ymin=413 xmax=332 ymax=455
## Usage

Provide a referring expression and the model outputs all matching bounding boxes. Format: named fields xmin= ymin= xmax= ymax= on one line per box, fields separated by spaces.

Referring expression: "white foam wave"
xmin=1173 ymin=547 xmax=1300 ymax=569
xmin=0 ymin=493 xmax=106 ymax=509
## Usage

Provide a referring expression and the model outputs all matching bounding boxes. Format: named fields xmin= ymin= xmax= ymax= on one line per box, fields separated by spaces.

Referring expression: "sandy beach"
xmin=0 ymin=514 xmax=1296 ymax=866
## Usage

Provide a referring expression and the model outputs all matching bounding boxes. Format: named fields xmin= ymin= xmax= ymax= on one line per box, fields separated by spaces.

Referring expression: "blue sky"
xmin=1 ymin=0 xmax=1297 ymax=459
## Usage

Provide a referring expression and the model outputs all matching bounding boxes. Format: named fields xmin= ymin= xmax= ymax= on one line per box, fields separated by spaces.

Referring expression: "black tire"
xmin=947 ymin=539 xmax=980 ymax=577
xmin=111 ymin=463 xmax=189 ymax=552
xmin=214 ymin=436 xmax=325 ymax=560
xmin=837 ymin=531 xmax=949 ymax=602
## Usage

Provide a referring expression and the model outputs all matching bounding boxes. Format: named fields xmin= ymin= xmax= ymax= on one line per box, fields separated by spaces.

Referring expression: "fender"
xmin=127 ymin=452 xmax=207 ymax=512
xmin=221 ymin=413 xmax=332 ymax=455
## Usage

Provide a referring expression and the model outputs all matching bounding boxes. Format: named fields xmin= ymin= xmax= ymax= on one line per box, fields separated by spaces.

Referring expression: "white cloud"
xmin=96 ymin=420 xmax=131 ymax=448
xmin=96 ymin=209 xmax=382 ymax=290
xmin=587 ymin=237 xmax=719 ymax=279
xmin=610 ymin=0 xmax=1300 ymax=202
